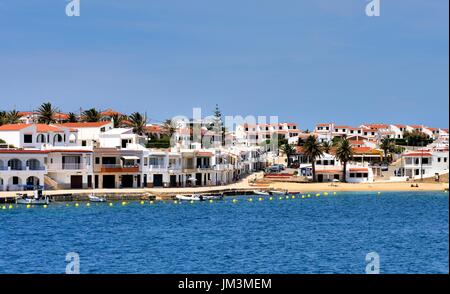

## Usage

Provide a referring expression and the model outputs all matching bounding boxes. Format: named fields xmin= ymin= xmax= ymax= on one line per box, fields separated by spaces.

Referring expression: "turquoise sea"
xmin=0 ymin=191 xmax=448 ymax=273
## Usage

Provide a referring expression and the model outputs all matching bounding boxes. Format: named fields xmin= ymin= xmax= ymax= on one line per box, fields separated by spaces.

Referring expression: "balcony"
xmin=0 ymin=166 xmax=46 ymax=172
xmin=148 ymin=164 xmax=167 ymax=171
xmin=214 ymin=164 xmax=233 ymax=171
xmin=101 ymin=164 xmax=139 ymax=173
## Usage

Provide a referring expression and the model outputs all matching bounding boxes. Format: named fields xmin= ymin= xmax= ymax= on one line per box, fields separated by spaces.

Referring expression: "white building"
xmin=0 ymin=124 xmax=78 ymax=149
xmin=60 ymin=121 xmax=114 ymax=147
xmin=0 ymin=150 xmax=47 ymax=191
xmin=398 ymin=149 xmax=449 ymax=179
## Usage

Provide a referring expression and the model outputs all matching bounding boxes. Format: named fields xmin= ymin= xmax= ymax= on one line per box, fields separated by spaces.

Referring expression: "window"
xmin=24 ymin=134 xmax=32 ymax=143
xmin=95 ymin=157 xmax=100 ymax=164
xmin=445 ymin=158 xmax=448 ymax=163
xmin=100 ymin=127 xmax=105 ymax=132
xmin=437 ymin=158 xmax=441 ymax=163
xmin=82 ymin=140 xmax=87 ymax=146
xmin=422 ymin=158 xmax=429 ymax=165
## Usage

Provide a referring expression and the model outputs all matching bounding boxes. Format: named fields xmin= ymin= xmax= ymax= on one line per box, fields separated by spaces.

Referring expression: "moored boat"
xmin=269 ymin=190 xmax=287 ymax=196
xmin=253 ymin=190 xmax=270 ymax=196
xmin=16 ymin=189 xmax=49 ymax=205
xmin=88 ymin=194 xmax=106 ymax=202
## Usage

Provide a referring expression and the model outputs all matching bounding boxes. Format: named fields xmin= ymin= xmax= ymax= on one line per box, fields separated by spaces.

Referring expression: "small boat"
xmin=253 ymin=190 xmax=270 ymax=196
xmin=88 ymin=194 xmax=106 ymax=202
xmin=175 ymin=194 xmax=206 ymax=201
xmin=203 ymin=194 xmax=224 ymax=200
xmin=16 ymin=189 xmax=49 ymax=205
xmin=269 ymin=190 xmax=287 ymax=196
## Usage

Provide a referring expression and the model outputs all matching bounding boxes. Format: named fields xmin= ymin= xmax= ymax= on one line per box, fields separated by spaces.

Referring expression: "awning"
xmin=121 ymin=156 xmax=140 ymax=160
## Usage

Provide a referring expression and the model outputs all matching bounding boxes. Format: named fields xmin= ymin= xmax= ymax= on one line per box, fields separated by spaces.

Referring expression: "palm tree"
xmin=303 ymin=135 xmax=323 ymax=182
xmin=335 ymin=138 xmax=353 ymax=183
xmin=321 ymin=141 xmax=332 ymax=153
xmin=0 ymin=111 xmax=7 ymax=126
xmin=162 ymin=119 xmax=177 ymax=137
xmin=380 ymin=138 xmax=394 ymax=163
xmin=280 ymin=142 xmax=295 ymax=167
xmin=37 ymin=102 xmax=57 ymax=124
xmin=7 ymin=110 xmax=21 ymax=124
xmin=82 ymin=108 xmax=101 ymax=122
xmin=67 ymin=112 xmax=78 ymax=123
xmin=111 ymin=113 xmax=125 ymax=128
xmin=129 ymin=112 xmax=147 ymax=135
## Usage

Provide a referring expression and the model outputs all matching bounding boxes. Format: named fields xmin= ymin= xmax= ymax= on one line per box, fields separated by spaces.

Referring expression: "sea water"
xmin=0 ymin=191 xmax=448 ymax=273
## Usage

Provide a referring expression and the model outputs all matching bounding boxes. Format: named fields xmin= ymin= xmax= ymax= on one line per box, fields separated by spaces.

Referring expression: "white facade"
xmin=0 ymin=150 xmax=47 ymax=191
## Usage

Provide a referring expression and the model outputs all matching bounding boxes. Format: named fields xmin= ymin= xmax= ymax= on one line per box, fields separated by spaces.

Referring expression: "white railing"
xmin=148 ymin=164 xmax=167 ymax=171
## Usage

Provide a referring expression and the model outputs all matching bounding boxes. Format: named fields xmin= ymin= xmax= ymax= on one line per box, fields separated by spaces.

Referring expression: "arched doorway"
xmin=36 ymin=134 xmax=46 ymax=143
xmin=8 ymin=159 xmax=22 ymax=170
xmin=54 ymin=134 xmax=63 ymax=144
xmin=26 ymin=159 xmax=42 ymax=170
xmin=26 ymin=176 xmax=40 ymax=189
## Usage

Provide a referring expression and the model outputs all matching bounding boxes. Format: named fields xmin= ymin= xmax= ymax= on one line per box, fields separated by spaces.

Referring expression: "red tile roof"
xmin=0 ymin=124 xmax=31 ymax=131
xmin=60 ymin=121 xmax=111 ymax=128
xmin=403 ymin=152 xmax=432 ymax=157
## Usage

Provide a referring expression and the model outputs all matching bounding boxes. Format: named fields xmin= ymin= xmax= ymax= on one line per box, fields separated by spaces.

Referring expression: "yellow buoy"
xmin=333 ymin=192 xmax=337 ymax=195
xmin=1 ymin=206 xmax=6 ymax=210
xmin=248 ymin=198 xmax=253 ymax=202
xmin=174 ymin=200 xmax=178 ymax=204
xmin=65 ymin=203 xmax=69 ymax=207
xmin=109 ymin=202 xmax=113 ymax=207
xmin=190 ymin=200 xmax=194 ymax=204
xmin=291 ymin=195 xmax=296 ymax=199
xmin=258 ymin=197 xmax=263 ymax=201
xmin=279 ymin=196 xmax=283 ymax=200
xmin=377 ymin=192 xmax=381 ymax=195
xmin=26 ymin=204 xmax=31 ymax=209
xmin=75 ymin=203 xmax=79 ymax=207
xmin=324 ymin=192 xmax=329 ymax=196
xmin=269 ymin=197 xmax=273 ymax=201
xmin=122 ymin=201 xmax=127 ymax=206
xmin=150 ymin=201 xmax=154 ymax=204
xmin=307 ymin=194 xmax=311 ymax=198
xmin=232 ymin=199 xmax=238 ymax=203
xmin=43 ymin=204 xmax=48 ymax=208
xmin=285 ymin=195 xmax=289 ymax=199
xmin=86 ymin=203 xmax=90 ymax=207
xmin=209 ymin=199 xmax=213 ymax=203
xmin=140 ymin=200 xmax=145 ymax=205
xmin=316 ymin=193 xmax=320 ymax=197
xmin=8 ymin=205 xmax=13 ymax=209
xmin=301 ymin=195 xmax=305 ymax=199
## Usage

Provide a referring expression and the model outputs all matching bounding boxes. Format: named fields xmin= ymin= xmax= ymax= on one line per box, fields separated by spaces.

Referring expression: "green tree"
xmin=37 ymin=102 xmax=57 ymax=124
xmin=129 ymin=112 xmax=147 ymax=135
xmin=335 ymin=138 xmax=353 ymax=183
xmin=321 ymin=141 xmax=332 ymax=153
xmin=111 ymin=113 xmax=125 ymax=128
xmin=380 ymin=138 xmax=395 ymax=162
xmin=7 ymin=110 xmax=21 ymax=124
xmin=303 ymin=135 xmax=323 ymax=182
xmin=0 ymin=111 xmax=7 ymax=126
xmin=403 ymin=130 xmax=431 ymax=147
xmin=280 ymin=142 xmax=295 ymax=167
xmin=82 ymin=108 xmax=101 ymax=122
xmin=67 ymin=112 xmax=78 ymax=123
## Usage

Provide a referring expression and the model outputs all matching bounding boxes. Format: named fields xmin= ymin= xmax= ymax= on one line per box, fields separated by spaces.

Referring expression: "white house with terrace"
xmin=0 ymin=123 xmax=78 ymax=149
xmin=0 ymin=149 xmax=47 ymax=191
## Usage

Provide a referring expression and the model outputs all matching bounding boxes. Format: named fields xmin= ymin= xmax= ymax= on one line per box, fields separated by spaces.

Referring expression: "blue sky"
xmin=0 ymin=0 xmax=448 ymax=129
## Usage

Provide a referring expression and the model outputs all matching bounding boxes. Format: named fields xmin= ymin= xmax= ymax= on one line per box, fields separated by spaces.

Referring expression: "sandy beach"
xmin=1 ymin=172 xmax=448 ymax=200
